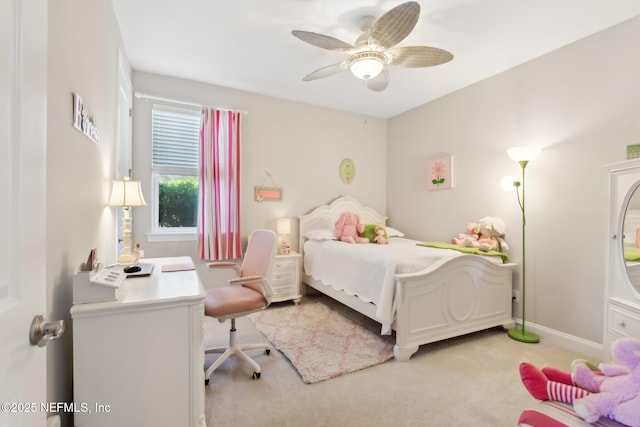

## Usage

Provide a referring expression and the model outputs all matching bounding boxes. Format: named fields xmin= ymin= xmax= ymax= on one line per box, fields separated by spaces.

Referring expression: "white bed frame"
xmin=298 ymin=195 xmax=516 ymax=361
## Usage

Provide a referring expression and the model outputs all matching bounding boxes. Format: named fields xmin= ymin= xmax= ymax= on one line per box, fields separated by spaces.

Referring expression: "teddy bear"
xmin=451 ymin=221 xmax=480 ymax=247
xmin=476 ymin=216 xmax=509 ymax=252
xmin=519 ymin=337 xmax=640 ymax=427
xmin=373 ymin=225 xmax=389 ymax=244
xmin=334 ymin=212 xmax=369 ymax=244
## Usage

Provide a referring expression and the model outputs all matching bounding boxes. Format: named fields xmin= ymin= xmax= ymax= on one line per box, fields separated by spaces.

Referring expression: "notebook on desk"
xmin=161 ymin=262 xmax=195 ymax=272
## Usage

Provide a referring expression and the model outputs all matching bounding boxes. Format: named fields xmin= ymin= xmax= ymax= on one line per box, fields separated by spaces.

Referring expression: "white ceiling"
xmin=111 ymin=0 xmax=640 ymax=119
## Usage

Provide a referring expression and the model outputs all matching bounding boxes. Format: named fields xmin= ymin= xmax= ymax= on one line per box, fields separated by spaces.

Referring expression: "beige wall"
xmin=47 ymin=0 xmax=124 ymax=424
xmin=131 ymin=71 xmax=387 ymax=281
xmin=387 ymin=16 xmax=640 ymax=350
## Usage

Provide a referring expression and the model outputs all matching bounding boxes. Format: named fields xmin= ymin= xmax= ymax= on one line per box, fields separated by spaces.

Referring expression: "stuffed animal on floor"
xmin=334 ymin=212 xmax=369 ymax=244
xmin=573 ymin=337 xmax=640 ymax=426
xmin=476 ymin=216 xmax=509 ymax=252
xmin=519 ymin=337 xmax=640 ymax=427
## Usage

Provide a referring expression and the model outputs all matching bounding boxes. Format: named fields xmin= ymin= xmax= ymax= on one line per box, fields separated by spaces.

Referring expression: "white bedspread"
xmin=303 ymin=237 xmax=466 ymax=334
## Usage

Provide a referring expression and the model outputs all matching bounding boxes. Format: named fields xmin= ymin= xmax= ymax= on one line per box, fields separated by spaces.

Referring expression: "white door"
xmin=0 ymin=0 xmax=49 ymax=426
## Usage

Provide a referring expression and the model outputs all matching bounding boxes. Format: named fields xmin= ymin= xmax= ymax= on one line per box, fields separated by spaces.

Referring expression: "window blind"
xmin=152 ymin=107 xmax=200 ymax=169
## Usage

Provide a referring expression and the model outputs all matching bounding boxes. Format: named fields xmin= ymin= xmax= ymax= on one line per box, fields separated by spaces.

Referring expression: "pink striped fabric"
xmin=547 ymin=381 xmax=590 ymax=403
xmin=198 ymin=108 xmax=242 ymax=261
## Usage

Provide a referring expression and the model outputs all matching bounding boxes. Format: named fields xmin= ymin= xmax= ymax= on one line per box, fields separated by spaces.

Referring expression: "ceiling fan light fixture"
xmin=292 ymin=1 xmax=453 ymax=92
xmin=348 ymin=51 xmax=386 ymax=80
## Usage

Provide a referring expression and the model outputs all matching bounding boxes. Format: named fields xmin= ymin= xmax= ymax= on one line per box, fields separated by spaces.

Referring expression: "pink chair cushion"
xmin=205 ymin=285 xmax=267 ymax=318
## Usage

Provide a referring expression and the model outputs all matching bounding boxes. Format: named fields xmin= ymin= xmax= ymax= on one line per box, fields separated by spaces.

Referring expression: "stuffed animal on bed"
xmin=373 ymin=225 xmax=389 ymax=244
xmin=452 ymin=221 xmax=480 ymax=247
xmin=519 ymin=337 xmax=640 ymax=426
xmin=360 ymin=224 xmax=389 ymax=244
xmin=476 ymin=216 xmax=509 ymax=252
xmin=334 ymin=212 xmax=369 ymax=244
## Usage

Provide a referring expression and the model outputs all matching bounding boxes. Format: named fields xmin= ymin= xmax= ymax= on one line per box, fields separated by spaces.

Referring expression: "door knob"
xmin=29 ymin=315 xmax=65 ymax=347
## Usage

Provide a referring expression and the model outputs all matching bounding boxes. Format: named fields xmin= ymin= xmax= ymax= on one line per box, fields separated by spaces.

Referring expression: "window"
xmin=150 ymin=105 xmax=200 ymax=240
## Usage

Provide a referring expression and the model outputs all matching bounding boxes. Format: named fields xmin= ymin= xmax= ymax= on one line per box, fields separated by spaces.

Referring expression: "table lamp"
xmin=109 ymin=177 xmax=146 ymax=264
xmin=277 ymin=218 xmax=291 ymax=255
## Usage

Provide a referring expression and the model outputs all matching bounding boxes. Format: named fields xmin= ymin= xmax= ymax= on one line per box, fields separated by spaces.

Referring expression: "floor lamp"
xmin=505 ymin=146 xmax=541 ymax=343
xmin=109 ymin=177 xmax=147 ymax=264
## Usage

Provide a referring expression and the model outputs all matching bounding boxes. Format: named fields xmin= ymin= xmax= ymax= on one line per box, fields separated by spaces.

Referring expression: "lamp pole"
xmin=508 ymin=160 xmax=540 ymax=343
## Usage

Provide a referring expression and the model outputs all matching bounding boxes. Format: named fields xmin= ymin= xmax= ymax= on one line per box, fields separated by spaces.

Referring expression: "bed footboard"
xmin=393 ymin=255 xmax=515 ymax=361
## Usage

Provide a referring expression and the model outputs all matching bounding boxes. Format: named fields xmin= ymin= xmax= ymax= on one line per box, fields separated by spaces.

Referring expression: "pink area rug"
xmin=249 ymin=302 xmax=394 ymax=384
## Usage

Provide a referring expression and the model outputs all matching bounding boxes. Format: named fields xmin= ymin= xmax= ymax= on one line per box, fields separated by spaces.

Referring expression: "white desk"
xmin=71 ymin=257 xmax=205 ymax=427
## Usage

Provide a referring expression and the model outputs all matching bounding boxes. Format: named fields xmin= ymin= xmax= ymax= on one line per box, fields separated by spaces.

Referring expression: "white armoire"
xmin=605 ymin=159 xmax=640 ymax=358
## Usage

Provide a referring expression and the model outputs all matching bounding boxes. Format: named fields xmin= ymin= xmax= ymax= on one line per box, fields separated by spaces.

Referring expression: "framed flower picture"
xmin=427 ymin=155 xmax=453 ymax=191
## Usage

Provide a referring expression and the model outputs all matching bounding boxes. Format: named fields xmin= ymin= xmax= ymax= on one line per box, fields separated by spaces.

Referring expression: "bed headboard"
xmin=298 ymin=195 xmax=387 ymax=257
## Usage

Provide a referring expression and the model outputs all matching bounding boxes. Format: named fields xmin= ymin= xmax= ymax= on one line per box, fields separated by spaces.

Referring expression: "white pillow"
xmin=385 ymin=226 xmax=405 ymax=237
xmin=305 ymin=229 xmax=336 ymax=241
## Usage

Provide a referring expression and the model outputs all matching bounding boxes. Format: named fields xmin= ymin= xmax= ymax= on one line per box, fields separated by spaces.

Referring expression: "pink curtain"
xmin=198 ymin=108 xmax=242 ymax=260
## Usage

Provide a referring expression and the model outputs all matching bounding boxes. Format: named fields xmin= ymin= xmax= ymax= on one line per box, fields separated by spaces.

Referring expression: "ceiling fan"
xmin=291 ymin=1 xmax=453 ymax=92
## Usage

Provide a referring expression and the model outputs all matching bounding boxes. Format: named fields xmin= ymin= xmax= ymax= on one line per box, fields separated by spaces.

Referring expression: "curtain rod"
xmin=133 ymin=91 xmax=248 ymax=115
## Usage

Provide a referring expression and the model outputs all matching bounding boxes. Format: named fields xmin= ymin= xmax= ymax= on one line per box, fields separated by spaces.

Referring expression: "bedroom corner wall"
xmin=47 ymin=0 xmax=125 ymax=424
xmin=387 ymin=16 xmax=640 ymax=348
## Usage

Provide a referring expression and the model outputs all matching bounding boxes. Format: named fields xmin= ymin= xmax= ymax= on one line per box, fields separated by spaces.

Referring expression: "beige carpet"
xmin=204 ymin=294 xmax=589 ymax=427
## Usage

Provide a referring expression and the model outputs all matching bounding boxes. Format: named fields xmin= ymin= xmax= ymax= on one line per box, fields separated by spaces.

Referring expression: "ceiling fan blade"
xmin=302 ymin=62 xmax=348 ymax=81
xmin=366 ymin=68 xmax=390 ymax=92
xmin=386 ymin=46 xmax=454 ymax=68
xmin=368 ymin=1 xmax=420 ymax=49
xmin=292 ymin=30 xmax=354 ymax=52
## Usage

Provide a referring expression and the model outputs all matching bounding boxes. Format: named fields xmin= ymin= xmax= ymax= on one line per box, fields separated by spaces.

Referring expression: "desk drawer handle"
xmin=618 ymin=321 xmax=626 ymax=328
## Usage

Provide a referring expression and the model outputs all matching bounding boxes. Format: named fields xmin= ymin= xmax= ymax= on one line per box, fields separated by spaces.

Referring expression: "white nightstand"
xmin=269 ymin=252 xmax=302 ymax=304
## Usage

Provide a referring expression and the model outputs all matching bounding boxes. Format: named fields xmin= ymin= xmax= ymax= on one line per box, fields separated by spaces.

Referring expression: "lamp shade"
xmin=507 ymin=146 xmax=541 ymax=162
xmin=109 ymin=177 xmax=146 ymax=207
xmin=350 ymin=59 xmax=384 ymax=80
xmin=277 ymin=218 xmax=291 ymax=235
xmin=348 ymin=51 xmax=386 ymax=80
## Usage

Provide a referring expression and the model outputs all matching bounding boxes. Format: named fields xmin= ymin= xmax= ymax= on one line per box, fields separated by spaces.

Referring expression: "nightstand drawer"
xmin=272 ymin=258 xmax=296 ymax=273
xmin=271 ymin=259 xmax=296 ymax=283
xmin=271 ymin=269 xmax=296 ymax=284
xmin=608 ymin=303 xmax=640 ymax=338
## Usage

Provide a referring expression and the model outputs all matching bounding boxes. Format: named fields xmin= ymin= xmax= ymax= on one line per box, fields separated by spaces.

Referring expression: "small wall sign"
xmin=72 ymin=92 xmax=100 ymax=144
xmin=254 ymin=186 xmax=283 ymax=202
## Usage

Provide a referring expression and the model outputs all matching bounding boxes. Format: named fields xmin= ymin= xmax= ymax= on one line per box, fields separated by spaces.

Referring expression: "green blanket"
xmin=417 ymin=241 xmax=510 ymax=263
xmin=624 ymin=247 xmax=640 ymax=262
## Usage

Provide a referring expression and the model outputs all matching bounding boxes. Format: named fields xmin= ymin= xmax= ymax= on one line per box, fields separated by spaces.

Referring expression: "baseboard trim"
xmin=512 ymin=319 xmax=604 ymax=361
